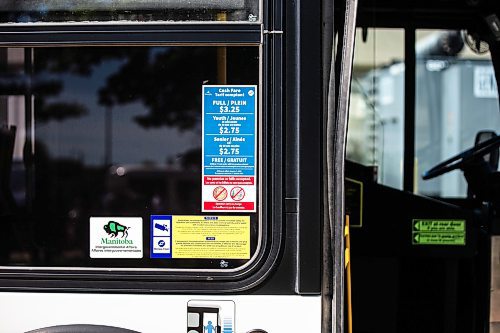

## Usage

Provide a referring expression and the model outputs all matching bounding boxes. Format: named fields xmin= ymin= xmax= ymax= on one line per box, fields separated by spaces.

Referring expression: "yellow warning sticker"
xmin=172 ymin=216 xmax=250 ymax=259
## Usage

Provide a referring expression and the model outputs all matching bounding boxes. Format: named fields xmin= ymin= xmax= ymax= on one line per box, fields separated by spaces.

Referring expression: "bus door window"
xmin=348 ymin=28 xmax=405 ymax=190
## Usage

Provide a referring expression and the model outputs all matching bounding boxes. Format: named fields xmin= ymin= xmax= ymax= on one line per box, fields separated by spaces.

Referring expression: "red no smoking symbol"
xmin=230 ymin=187 xmax=245 ymax=201
xmin=213 ymin=186 xmax=228 ymax=201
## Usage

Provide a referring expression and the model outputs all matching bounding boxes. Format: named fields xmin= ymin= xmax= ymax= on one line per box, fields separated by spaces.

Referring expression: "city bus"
xmin=0 ymin=0 xmax=499 ymax=332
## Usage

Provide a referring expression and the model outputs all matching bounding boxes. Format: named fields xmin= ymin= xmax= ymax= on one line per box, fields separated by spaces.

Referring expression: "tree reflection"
xmin=99 ymin=47 xmax=216 ymax=129
xmin=35 ymin=47 xmax=218 ymax=129
xmin=33 ymin=46 xmax=258 ymax=128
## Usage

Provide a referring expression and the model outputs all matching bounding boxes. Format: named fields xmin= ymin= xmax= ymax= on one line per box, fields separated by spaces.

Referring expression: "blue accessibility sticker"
xmin=150 ymin=215 xmax=172 ymax=259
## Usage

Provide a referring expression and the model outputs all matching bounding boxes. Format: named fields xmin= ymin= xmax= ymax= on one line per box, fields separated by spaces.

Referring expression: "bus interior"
xmin=345 ymin=0 xmax=500 ymax=332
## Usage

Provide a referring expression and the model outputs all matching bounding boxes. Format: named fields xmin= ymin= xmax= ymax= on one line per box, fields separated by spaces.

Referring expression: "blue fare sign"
xmin=202 ymin=85 xmax=257 ymax=212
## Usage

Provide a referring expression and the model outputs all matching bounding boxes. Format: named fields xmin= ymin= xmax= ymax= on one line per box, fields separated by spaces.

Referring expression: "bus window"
xmin=348 ymin=28 xmax=405 ymax=190
xmin=0 ymin=0 xmax=330 ymax=330
xmin=415 ymin=29 xmax=500 ymax=198
xmin=0 ymin=46 xmax=262 ymax=271
xmin=0 ymin=0 xmax=261 ymax=23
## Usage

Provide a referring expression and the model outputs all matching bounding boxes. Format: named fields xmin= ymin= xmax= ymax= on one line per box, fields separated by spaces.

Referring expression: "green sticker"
xmin=413 ymin=220 xmax=465 ymax=232
xmin=412 ymin=219 xmax=465 ymax=246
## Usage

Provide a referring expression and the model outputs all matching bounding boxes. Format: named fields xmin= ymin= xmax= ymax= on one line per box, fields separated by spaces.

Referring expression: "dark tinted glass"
xmin=0 ymin=0 xmax=260 ymax=23
xmin=0 ymin=46 xmax=260 ymax=270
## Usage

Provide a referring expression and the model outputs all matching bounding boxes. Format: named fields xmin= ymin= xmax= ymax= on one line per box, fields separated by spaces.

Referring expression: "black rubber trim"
xmin=0 ymin=23 xmax=261 ymax=46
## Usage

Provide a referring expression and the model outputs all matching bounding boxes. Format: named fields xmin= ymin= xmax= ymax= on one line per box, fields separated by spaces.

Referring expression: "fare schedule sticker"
xmin=202 ymin=85 xmax=257 ymax=212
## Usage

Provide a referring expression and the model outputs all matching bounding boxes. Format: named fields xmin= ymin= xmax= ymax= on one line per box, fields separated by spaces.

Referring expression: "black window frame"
xmin=0 ymin=3 xmax=285 ymax=294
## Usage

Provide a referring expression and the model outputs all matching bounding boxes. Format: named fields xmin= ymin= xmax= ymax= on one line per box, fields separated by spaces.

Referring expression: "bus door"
xmin=346 ymin=2 xmax=500 ymax=333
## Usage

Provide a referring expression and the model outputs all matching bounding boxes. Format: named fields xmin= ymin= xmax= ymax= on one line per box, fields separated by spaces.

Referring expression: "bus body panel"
xmin=0 ymin=293 xmax=321 ymax=332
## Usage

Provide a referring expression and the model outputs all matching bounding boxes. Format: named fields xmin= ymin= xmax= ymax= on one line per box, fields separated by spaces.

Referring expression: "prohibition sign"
xmin=213 ymin=186 xmax=228 ymax=201
xmin=230 ymin=186 xmax=245 ymax=201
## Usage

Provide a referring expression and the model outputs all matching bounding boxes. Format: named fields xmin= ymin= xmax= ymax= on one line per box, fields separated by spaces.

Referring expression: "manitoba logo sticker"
xmin=90 ymin=217 xmax=143 ymax=258
xmin=103 ymin=221 xmax=130 ymax=238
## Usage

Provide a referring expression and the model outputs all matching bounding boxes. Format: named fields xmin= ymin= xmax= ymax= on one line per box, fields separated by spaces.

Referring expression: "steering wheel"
xmin=422 ymin=134 xmax=500 ymax=180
